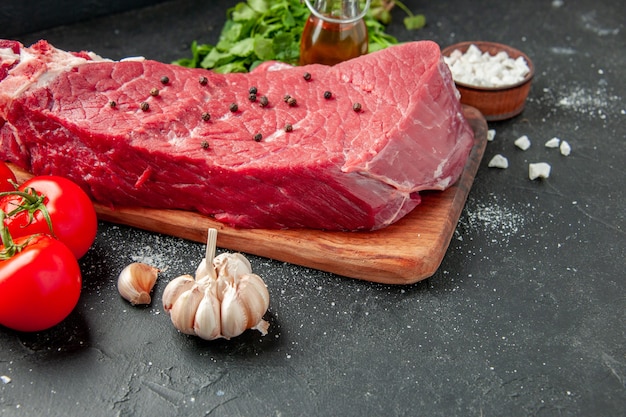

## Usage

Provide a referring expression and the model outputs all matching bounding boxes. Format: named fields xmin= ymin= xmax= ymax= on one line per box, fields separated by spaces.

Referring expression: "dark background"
xmin=1 ymin=1 xmax=625 ymax=416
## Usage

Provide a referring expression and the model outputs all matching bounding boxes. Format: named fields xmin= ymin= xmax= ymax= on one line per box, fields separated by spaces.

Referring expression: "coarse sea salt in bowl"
xmin=442 ymin=41 xmax=534 ymax=121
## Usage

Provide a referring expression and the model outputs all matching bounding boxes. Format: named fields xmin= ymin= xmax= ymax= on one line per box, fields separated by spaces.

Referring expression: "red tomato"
xmin=0 ymin=234 xmax=82 ymax=332
xmin=0 ymin=162 xmax=17 ymax=193
xmin=1 ymin=176 xmax=97 ymax=259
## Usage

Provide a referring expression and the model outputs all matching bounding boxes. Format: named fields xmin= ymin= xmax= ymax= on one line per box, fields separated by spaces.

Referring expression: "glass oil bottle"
xmin=299 ymin=0 xmax=370 ymax=66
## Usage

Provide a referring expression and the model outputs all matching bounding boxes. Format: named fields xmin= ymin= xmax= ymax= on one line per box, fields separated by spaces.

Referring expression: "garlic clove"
xmin=194 ymin=258 xmax=216 ymax=283
xmin=213 ymin=253 xmax=252 ymax=283
xmin=117 ymin=262 xmax=159 ymax=305
xmin=193 ymin=282 xmax=222 ymax=340
xmin=220 ymin=284 xmax=249 ymax=339
xmin=237 ymin=273 xmax=270 ymax=327
xmin=169 ymin=285 xmax=203 ymax=335
xmin=162 ymin=274 xmax=195 ymax=313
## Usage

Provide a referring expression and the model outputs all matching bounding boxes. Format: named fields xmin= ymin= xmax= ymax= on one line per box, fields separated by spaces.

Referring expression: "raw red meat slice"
xmin=0 ymin=39 xmax=474 ymax=231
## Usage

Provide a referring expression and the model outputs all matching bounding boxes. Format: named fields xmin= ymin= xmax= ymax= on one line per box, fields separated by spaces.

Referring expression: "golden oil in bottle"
xmin=299 ymin=0 xmax=369 ymax=66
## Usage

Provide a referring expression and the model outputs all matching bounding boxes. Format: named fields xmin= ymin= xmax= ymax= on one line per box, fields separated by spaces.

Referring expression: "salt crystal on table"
xmin=560 ymin=140 xmax=572 ymax=156
xmin=487 ymin=129 xmax=496 ymax=141
xmin=488 ymin=154 xmax=509 ymax=169
xmin=545 ymin=137 xmax=560 ymax=148
xmin=515 ymin=135 xmax=531 ymax=150
xmin=529 ymin=162 xmax=551 ymax=180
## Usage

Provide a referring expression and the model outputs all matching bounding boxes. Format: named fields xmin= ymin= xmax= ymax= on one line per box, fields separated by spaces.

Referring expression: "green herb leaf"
xmin=247 ymin=0 xmax=270 ymax=14
xmin=404 ymin=14 xmax=426 ymax=30
xmin=230 ymin=38 xmax=256 ymax=57
xmin=230 ymin=3 xmax=258 ymax=21
xmin=200 ymin=48 xmax=232 ymax=69
xmin=254 ymin=36 xmax=275 ymax=61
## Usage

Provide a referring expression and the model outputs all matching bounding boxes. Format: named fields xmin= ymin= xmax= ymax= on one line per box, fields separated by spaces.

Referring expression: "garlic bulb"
xmin=117 ymin=262 xmax=159 ymax=305
xmin=163 ymin=228 xmax=270 ymax=340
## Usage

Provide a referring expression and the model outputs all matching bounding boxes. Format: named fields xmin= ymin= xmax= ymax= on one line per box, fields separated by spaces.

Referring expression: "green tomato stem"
xmin=0 ymin=186 xmax=56 ymax=237
xmin=0 ymin=210 xmax=23 ymax=260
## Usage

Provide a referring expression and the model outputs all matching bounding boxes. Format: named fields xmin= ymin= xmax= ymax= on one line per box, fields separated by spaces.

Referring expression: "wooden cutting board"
xmin=10 ymin=106 xmax=487 ymax=285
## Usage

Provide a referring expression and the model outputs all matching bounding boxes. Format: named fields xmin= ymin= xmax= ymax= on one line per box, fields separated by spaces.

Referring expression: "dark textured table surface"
xmin=1 ymin=1 xmax=624 ymax=416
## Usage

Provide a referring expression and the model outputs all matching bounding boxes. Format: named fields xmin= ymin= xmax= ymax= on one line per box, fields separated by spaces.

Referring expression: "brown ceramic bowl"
xmin=441 ymin=41 xmax=534 ymax=121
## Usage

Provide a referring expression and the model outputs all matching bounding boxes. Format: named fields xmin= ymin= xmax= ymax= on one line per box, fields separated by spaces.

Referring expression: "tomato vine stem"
xmin=0 ymin=187 xmax=55 ymax=237
xmin=0 ymin=210 xmax=34 ymax=260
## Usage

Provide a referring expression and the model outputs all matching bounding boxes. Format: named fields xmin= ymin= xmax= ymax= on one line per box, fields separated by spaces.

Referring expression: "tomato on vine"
xmin=0 ymin=211 xmax=82 ymax=332
xmin=0 ymin=176 xmax=97 ymax=259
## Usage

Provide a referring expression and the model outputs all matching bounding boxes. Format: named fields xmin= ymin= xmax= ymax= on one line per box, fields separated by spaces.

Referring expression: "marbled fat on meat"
xmin=0 ymin=39 xmax=474 ymax=231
